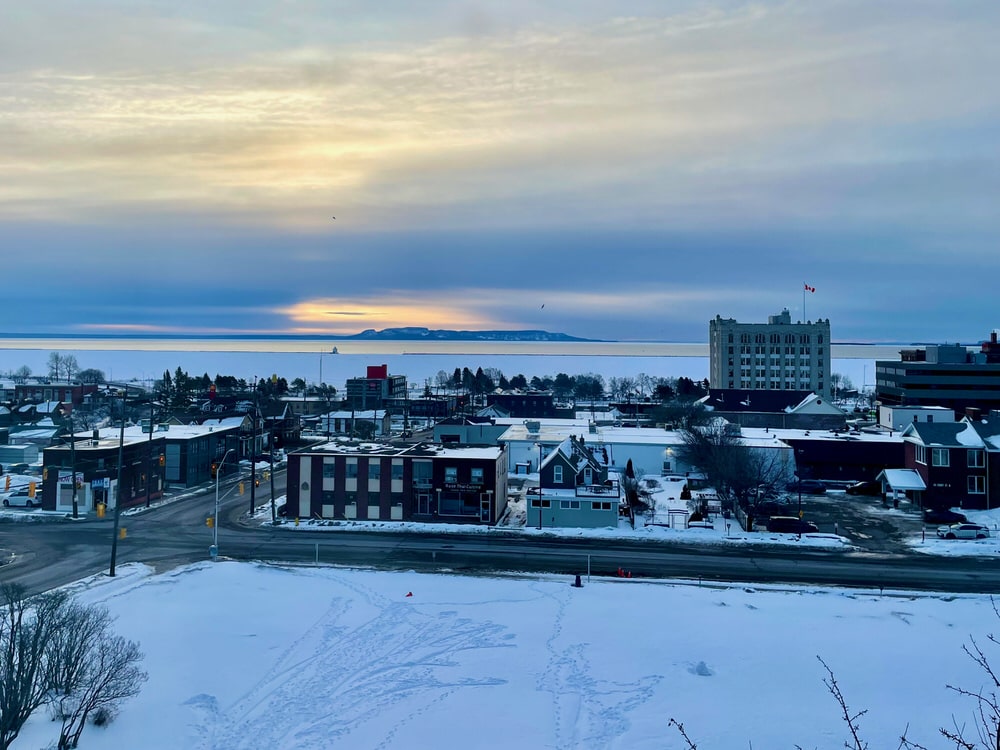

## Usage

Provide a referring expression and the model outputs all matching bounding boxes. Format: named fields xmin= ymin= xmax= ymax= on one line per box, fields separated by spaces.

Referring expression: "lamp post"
xmin=212 ymin=448 xmax=236 ymax=558
xmin=109 ymin=388 xmax=127 ymax=577
xmin=69 ymin=415 xmax=78 ymax=519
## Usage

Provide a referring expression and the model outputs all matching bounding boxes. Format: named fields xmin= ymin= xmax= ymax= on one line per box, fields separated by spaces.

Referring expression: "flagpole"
xmin=803 ymin=286 xmax=806 ymax=322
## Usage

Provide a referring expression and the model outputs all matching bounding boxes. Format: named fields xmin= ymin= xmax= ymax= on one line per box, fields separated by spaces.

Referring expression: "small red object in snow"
xmin=405 ymin=592 xmax=413 ymax=597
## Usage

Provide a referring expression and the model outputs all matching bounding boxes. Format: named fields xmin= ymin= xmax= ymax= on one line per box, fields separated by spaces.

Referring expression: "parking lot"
xmin=787 ymin=489 xmax=928 ymax=553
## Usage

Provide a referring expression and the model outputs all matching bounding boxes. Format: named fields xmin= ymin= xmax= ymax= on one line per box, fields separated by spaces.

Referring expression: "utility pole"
xmin=249 ymin=378 xmax=257 ymax=516
xmin=145 ymin=398 xmax=154 ymax=507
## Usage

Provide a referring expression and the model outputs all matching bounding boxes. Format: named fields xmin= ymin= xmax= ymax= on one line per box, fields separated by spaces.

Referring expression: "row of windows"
xmin=733 ymin=333 xmax=824 ymax=344
xmin=322 ymin=459 xmax=485 ymax=484
xmin=530 ymin=499 xmax=615 ymax=511
xmin=914 ymin=447 xmax=987 ymax=469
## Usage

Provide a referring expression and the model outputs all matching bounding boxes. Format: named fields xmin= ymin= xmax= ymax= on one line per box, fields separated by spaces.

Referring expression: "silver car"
xmin=937 ymin=522 xmax=991 ymax=540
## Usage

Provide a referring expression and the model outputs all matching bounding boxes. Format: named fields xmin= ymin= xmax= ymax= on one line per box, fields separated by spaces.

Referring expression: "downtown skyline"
xmin=2 ymin=1 xmax=999 ymax=344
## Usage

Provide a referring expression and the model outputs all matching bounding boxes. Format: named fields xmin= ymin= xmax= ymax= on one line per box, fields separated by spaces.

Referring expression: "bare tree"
xmin=677 ymin=421 xmax=790 ymax=515
xmin=47 ymin=352 xmax=65 ymax=381
xmin=63 ymin=355 xmax=79 ymax=381
xmin=54 ymin=631 xmax=146 ymax=749
xmin=0 ymin=585 xmax=71 ymax=750
xmin=12 ymin=366 xmax=31 ymax=384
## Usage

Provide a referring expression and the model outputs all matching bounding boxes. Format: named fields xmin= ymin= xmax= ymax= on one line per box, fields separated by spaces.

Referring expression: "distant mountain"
xmin=331 ymin=327 xmax=599 ymax=342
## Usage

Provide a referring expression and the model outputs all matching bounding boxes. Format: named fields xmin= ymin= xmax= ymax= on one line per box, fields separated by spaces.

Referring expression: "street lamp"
xmin=212 ymin=448 xmax=236 ymax=559
xmin=109 ymin=388 xmax=128 ymax=577
xmin=69 ymin=415 xmax=78 ymax=519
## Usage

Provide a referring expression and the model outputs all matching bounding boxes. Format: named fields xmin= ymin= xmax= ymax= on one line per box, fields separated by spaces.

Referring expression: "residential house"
xmin=527 ymin=436 xmax=620 ymax=529
xmin=900 ymin=421 xmax=988 ymax=509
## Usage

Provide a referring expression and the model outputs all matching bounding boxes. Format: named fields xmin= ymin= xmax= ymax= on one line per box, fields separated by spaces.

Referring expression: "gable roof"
xmin=703 ymin=389 xmax=817 ymax=413
xmin=901 ymin=422 xmax=984 ymax=448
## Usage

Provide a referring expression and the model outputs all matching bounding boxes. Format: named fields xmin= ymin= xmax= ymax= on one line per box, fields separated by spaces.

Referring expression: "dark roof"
xmin=704 ymin=389 xmax=815 ymax=413
xmin=904 ymin=422 xmax=978 ymax=447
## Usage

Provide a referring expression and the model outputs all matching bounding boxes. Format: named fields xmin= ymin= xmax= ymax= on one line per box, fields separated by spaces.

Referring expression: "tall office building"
xmin=709 ymin=310 xmax=832 ymax=398
xmin=875 ymin=333 xmax=1000 ymax=416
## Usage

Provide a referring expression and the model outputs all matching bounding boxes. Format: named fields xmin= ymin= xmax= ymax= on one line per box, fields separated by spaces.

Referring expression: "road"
xmin=3 ymin=469 xmax=1000 ymax=595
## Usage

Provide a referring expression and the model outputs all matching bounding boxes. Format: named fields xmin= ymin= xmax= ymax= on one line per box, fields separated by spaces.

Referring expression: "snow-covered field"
xmin=11 ymin=561 xmax=1000 ymax=750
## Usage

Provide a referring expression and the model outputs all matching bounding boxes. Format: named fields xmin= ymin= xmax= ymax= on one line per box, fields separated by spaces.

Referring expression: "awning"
xmin=875 ymin=469 xmax=927 ymax=492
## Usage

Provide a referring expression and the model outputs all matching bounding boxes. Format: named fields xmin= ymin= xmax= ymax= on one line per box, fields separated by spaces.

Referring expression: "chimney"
xmin=91 ymin=428 xmax=100 ymax=446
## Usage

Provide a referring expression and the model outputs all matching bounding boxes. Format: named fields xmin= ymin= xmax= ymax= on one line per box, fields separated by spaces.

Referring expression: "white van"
xmin=3 ymin=488 xmax=36 ymax=508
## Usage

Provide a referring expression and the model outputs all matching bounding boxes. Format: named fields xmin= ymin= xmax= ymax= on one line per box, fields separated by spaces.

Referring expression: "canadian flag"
xmin=804 ymin=283 xmax=816 ymax=293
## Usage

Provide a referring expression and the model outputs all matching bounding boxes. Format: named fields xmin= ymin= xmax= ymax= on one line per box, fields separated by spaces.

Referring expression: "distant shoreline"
xmin=0 ymin=337 xmax=902 ymax=361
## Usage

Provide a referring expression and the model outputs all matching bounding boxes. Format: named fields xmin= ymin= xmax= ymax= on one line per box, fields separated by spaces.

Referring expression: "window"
xmin=368 ymin=462 xmax=380 ymax=480
xmin=592 ymin=501 xmax=612 ymax=511
xmin=391 ymin=462 xmax=404 ymax=480
xmin=560 ymin=500 xmax=581 ymax=510
xmin=968 ymin=475 xmax=986 ymax=494
xmin=322 ymin=460 xmax=336 ymax=478
xmin=931 ymin=448 xmax=950 ymax=467
xmin=915 ymin=444 xmax=926 ymax=464
xmin=470 ymin=467 xmax=484 ymax=484
xmin=553 ymin=465 xmax=563 ymax=483
xmin=445 ymin=466 xmax=458 ymax=483
xmin=968 ymin=450 xmax=986 ymax=468
xmin=530 ymin=499 xmax=551 ymax=508
xmin=346 ymin=461 xmax=358 ymax=479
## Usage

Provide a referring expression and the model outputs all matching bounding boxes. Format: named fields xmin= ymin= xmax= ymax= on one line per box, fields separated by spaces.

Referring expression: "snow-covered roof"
xmin=876 ymin=468 xmax=927 ymax=491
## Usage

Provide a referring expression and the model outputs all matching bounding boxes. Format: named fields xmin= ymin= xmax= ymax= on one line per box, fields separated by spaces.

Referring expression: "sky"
xmin=10 ymin=560 xmax=1000 ymax=749
xmin=3 ymin=1 xmax=1000 ymax=343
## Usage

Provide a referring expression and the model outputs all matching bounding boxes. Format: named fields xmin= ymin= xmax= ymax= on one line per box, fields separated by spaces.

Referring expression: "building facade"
xmin=709 ymin=310 xmax=832 ymax=398
xmin=287 ymin=440 xmax=507 ymax=525
xmin=875 ymin=335 xmax=1000 ymax=417
xmin=345 ymin=365 xmax=407 ymax=411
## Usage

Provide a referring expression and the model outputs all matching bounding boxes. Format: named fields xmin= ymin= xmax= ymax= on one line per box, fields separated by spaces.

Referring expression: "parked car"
xmin=767 ymin=516 xmax=819 ymax=534
xmin=754 ymin=501 xmax=795 ymax=518
xmin=785 ymin=479 xmax=827 ymax=494
xmin=923 ymin=507 xmax=968 ymax=526
xmin=3 ymin=488 xmax=36 ymax=508
xmin=845 ymin=481 xmax=881 ymax=496
xmin=936 ymin=523 xmax=991 ymax=540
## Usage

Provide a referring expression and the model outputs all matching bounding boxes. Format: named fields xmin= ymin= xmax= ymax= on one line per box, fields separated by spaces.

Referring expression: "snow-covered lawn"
xmin=11 ymin=561 xmax=1000 ymax=749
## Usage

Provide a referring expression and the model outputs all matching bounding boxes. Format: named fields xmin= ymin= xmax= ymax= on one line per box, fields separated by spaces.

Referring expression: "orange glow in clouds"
xmin=279 ymin=298 xmax=499 ymax=333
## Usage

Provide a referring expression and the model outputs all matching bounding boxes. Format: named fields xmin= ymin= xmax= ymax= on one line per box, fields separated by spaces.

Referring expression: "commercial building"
xmin=709 ymin=310 xmax=832 ymax=398
xmin=345 ymin=365 xmax=407 ymax=411
xmin=287 ymin=440 xmax=507 ymax=525
xmin=875 ymin=334 xmax=1000 ymax=417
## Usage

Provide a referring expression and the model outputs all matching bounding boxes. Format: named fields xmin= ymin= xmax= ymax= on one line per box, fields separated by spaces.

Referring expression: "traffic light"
xmin=206 ymin=516 xmax=214 ymax=528
xmin=159 ymin=454 xmax=165 ymax=467
xmin=28 ymin=482 xmax=36 ymax=498
xmin=211 ymin=463 xmax=218 ymax=478
xmin=239 ymin=481 xmax=245 ymax=495
xmin=4 ymin=476 xmax=9 ymax=491
xmin=43 ymin=467 xmax=48 ymax=480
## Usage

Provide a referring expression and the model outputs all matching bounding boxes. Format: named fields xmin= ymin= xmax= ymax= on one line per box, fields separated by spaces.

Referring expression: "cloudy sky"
xmin=3 ymin=1 xmax=998 ymax=343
